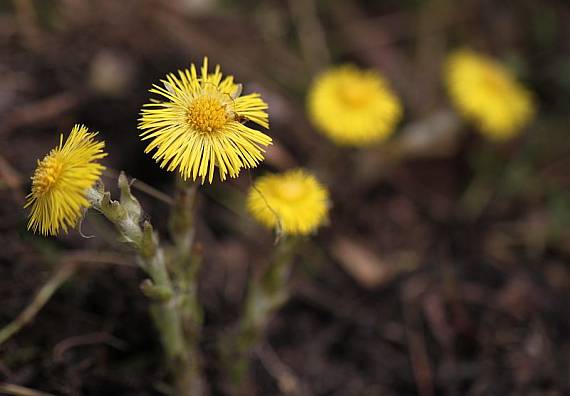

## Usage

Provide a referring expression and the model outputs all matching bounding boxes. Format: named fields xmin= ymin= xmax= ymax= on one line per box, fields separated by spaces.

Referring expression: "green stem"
xmin=167 ymin=178 xmax=205 ymax=393
xmin=86 ymin=176 xmax=203 ymax=395
xmin=169 ymin=178 xmax=203 ymax=337
xmin=226 ymin=237 xmax=299 ymax=386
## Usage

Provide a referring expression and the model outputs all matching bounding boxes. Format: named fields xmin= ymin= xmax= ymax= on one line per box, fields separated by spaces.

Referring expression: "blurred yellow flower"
xmin=307 ymin=65 xmax=402 ymax=146
xmin=139 ymin=57 xmax=272 ymax=183
xmin=247 ymin=169 xmax=329 ymax=236
xmin=445 ymin=49 xmax=534 ymax=140
xmin=25 ymin=125 xmax=107 ymax=236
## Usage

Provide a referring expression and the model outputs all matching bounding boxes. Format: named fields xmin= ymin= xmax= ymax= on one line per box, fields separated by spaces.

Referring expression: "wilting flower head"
xmin=445 ymin=49 xmax=534 ymax=140
xmin=138 ymin=57 xmax=272 ymax=183
xmin=25 ymin=125 xmax=107 ymax=236
xmin=307 ymin=65 xmax=402 ymax=146
xmin=246 ymin=169 xmax=330 ymax=236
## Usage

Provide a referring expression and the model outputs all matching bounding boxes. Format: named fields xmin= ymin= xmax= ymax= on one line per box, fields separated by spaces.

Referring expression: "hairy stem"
xmin=168 ymin=178 xmax=205 ymax=394
xmin=169 ymin=178 xmax=203 ymax=336
xmin=86 ymin=175 xmax=204 ymax=395
xmin=226 ymin=237 xmax=298 ymax=386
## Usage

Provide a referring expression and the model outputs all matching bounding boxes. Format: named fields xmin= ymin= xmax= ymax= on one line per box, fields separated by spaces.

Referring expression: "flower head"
xmin=445 ymin=49 xmax=534 ymax=140
xmin=25 ymin=125 xmax=107 ymax=235
xmin=247 ymin=169 xmax=330 ymax=236
xmin=139 ymin=57 xmax=272 ymax=183
xmin=307 ymin=65 xmax=402 ymax=146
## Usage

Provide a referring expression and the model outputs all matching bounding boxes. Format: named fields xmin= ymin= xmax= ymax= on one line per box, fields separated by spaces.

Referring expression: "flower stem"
xmin=169 ymin=178 xmax=203 ymax=337
xmin=168 ymin=177 xmax=205 ymax=393
xmin=86 ymin=175 xmax=204 ymax=395
xmin=225 ymin=237 xmax=299 ymax=386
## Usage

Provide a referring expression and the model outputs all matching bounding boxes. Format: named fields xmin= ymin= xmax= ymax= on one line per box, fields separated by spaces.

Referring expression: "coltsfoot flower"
xmin=247 ymin=169 xmax=330 ymax=236
xmin=25 ymin=125 xmax=107 ymax=235
xmin=139 ymin=57 xmax=272 ymax=183
xmin=445 ymin=49 xmax=534 ymax=140
xmin=307 ymin=65 xmax=402 ymax=146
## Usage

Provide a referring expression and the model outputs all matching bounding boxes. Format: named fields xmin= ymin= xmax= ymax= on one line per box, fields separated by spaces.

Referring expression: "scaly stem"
xmin=226 ymin=237 xmax=298 ymax=386
xmin=86 ymin=175 xmax=203 ymax=395
xmin=169 ymin=178 xmax=203 ymax=337
xmin=168 ymin=177 xmax=205 ymax=393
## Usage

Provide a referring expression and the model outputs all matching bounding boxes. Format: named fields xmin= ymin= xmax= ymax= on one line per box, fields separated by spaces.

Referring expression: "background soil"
xmin=1 ymin=0 xmax=569 ymax=395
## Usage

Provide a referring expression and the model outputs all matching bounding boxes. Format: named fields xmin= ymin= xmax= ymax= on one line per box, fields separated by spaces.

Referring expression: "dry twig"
xmin=0 ymin=92 xmax=81 ymax=138
xmin=256 ymin=343 xmax=309 ymax=396
xmin=0 ymin=383 xmax=56 ymax=396
xmin=0 ymin=251 xmax=131 ymax=346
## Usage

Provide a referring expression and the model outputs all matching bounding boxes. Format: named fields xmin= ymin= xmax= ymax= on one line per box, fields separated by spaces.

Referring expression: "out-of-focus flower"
xmin=246 ymin=169 xmax=329 ymax=236
xmin=25 ymin=125 xmax=107 ymax=236
xmin=307 ymin=65 xmax=402 ymax=146
xmin=445 ymin=49 xmax=534 ymax=140
xmin=138 ymin=57 xmax=272 ymax=183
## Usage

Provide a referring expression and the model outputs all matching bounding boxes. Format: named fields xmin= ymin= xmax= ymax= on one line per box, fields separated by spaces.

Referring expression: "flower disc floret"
xmin=187 ymin=96 xmax=228 ymax=133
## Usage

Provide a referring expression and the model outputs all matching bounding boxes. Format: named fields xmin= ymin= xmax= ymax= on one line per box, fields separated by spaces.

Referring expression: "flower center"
xmin=277 ymin=180 xmax=304 ymax=201
xmin=32 ymin=153 xmax=63 ymax=196
xmin=339 ymin=80 xmax=375 ymax=108
xmin=188 ymin=96 xmax=228 ymax=133
xmin=481 ymin=68 xmax=509 ymax=94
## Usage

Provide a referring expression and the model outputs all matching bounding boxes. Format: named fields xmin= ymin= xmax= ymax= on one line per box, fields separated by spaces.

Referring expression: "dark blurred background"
xmin=0 ymin=0 xmax=569 ymax=395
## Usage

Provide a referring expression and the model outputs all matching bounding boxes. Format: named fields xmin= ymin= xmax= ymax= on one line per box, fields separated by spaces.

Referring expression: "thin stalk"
xmin=0 ymin=262 xmax=77 ymax=346
xmin=0 ymin=382 xmax=56 ymax=396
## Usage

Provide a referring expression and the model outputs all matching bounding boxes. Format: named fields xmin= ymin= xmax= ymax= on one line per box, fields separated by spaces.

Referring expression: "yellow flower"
xmin=25 ymin=125 xmax=107 ymax=236
xmin=138 ymin=57 xmax=272 ymax=183
xmin=307 ymin=65 xmax=402 ymax=146
xmin=246 ymin=169 xmax=329 ymax=236
xmin=445 ymin=49 xmax=534 ymax=140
